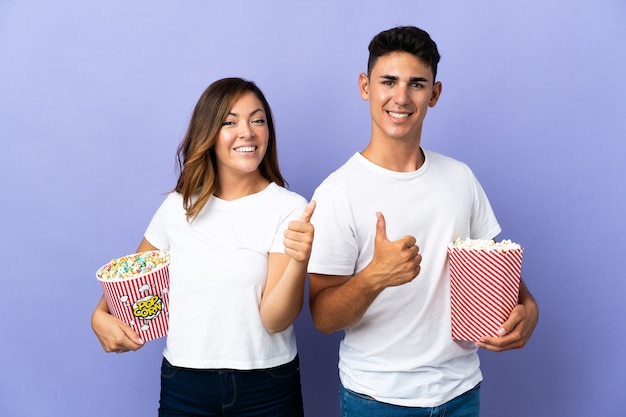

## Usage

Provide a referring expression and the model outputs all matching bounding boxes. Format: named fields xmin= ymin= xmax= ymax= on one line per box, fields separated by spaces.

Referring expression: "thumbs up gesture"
xmin=367 ymin=212 xmax=422 ymax=289
xmin=283 ymin=201 xmax=316 ymax=263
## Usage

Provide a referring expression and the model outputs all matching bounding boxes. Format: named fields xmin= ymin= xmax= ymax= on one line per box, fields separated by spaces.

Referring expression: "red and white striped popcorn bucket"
xmin=448 ymin=241 xmax=523 ymax=342
xmin=96 ymin=251 xmax=170 ymax=342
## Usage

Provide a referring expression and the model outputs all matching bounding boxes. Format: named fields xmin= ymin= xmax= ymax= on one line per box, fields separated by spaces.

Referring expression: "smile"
xmin=387 ymin=111 xmax=412 ymax=119
xmin=234 ymin=146 xmax=257 ymax=153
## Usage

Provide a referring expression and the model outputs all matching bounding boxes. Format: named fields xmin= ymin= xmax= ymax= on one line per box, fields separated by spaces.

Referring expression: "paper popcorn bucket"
xmin=96 ymin=251 xmax=170 ymax=342
xmin=448 ymin=242 xmax=523 ymax=342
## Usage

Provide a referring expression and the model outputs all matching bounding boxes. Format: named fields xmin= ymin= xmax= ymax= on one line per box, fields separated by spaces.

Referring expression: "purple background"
xmin=1 ymin=1 xmax=625 ymax=416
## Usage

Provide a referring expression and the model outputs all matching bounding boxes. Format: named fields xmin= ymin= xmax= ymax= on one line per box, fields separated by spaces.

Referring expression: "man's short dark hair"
xmin=367 ymin=26 xmax=441 ymax=81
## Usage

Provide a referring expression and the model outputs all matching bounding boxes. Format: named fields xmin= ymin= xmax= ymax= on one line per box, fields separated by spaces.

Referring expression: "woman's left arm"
xmin=260 ymin=201 xmax=316 ymax=333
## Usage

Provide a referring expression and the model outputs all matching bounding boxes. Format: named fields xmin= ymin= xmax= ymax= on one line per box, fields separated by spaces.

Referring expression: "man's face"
xmin=359 ymin=51 xmax=442 ymax=143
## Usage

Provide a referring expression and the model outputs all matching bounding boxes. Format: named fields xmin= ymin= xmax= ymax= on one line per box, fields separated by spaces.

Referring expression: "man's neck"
xmin=361 ymin=138 xmax=425 ymax=172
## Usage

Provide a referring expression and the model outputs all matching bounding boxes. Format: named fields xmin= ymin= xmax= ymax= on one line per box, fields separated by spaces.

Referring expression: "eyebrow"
xmin=227 ymin=108 xmax=265 ymax=117
xmin=380 ymin=74 xmax=430 ymax=83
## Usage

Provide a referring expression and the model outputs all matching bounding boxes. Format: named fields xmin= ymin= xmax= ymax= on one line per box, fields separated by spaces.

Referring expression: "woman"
xmin=91 ymin=77 xmax=314 ymax=416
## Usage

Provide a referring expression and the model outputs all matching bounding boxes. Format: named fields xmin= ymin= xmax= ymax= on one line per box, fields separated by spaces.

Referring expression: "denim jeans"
xmin=158 ymin=355 xmax=304 ymax=417
xmin=340 ymin=382 xmax=481 ymax=417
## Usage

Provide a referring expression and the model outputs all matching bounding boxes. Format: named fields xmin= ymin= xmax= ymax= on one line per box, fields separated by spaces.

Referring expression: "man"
xmin=307 ymin=26 xmax=538 ymax=416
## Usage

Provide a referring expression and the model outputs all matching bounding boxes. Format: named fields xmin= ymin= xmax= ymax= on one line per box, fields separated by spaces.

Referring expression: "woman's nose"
xmin=238 ymin=123 xmax=253 ymax=139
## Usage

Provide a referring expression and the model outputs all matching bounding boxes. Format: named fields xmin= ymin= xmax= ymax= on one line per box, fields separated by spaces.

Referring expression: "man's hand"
xmin=475 ymin=282 xmax=539 ymax=352
xmin=364 ymin=212 xmax=422 ymax=291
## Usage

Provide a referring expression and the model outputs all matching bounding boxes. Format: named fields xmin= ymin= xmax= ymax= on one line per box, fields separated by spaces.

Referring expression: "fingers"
xmin=475 ymin=305 xmax=532 ymax=352
xmin=298 ymin=201 xmax=316 ymax=222
xmin=287 ymin=202 xmax=316 ymax=235
xmin=120 ymin=323 xmax=145 ymax=347
xmin=476 ymin=332 xmax=523 ymax=352
xmin=92 ymin=308 xmax=144 ymax=353
xmin=375 ymin=212 xmax=389 ymax=243
xmin=284 ymin=202 xmax=316 ymax=262
xmin=288 ymin=201 xmax=316 ymax=232
xmin=369 ymin=212 xmax=422 ymax=288
xmin=106 ymin=327 xmax=144 ymax=353
xmin=104 ymin=325 xmax=144 ymax=353
xmin=375 ymin=212 xmax=417 ymax=250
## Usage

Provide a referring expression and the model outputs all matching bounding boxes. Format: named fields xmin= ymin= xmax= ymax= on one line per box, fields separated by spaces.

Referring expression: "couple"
xmin=91 ymin=26 xmax=538 ymax=417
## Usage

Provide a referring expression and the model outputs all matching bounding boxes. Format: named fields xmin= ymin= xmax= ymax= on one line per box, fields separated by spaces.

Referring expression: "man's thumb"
xmin=375 ymin=212 xmax=388 ymax=242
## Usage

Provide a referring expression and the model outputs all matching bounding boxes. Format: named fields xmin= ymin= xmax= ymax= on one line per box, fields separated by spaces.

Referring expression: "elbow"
xmin=263 ymin=322 xmax=290 ymax=334
xmin=316 ymin=325 xmax=336 ymax=335
xmin=309 ymin=304 xmax=340 ymax=334
xmin=311 ymin=315 xmax=340 ymax=335
xmin=261 ymin=312 xmax=298 ymax=334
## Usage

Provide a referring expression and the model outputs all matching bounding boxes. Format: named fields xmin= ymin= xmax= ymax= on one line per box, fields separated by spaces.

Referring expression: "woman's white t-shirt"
xmin=145 ymin=183 xmax=307 ymax=370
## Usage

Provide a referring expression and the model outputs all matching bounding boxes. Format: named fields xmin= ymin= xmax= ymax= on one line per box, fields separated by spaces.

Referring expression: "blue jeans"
xmin=340 ymin=382 xmax=481 ymax=417
xmin=158 ymin=355 xmax=304 ymax=417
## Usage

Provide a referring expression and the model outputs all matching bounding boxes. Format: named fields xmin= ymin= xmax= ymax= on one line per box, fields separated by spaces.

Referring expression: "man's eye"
xmin=410 ymin=83 xmax=424 ymax=88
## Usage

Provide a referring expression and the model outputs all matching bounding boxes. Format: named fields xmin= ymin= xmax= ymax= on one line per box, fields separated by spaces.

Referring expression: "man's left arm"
xmin=475 ymin=278 xmax=539 ymax=352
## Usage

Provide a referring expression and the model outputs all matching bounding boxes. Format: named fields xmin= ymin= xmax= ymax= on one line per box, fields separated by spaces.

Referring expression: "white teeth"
xmin=235 ymin=146 xmax=256 ymax=153
xmin=388 ymin=111 xmax=409 ymax=119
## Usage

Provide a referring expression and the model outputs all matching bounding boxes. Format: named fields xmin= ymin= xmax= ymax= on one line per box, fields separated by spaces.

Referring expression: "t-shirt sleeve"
xmin=268 ymin=192 xmax=308 ymax=254
xmin=469 ymin=172 xmax=502 ymax=240
xmin=144 ymin=194 xmax=175 ymax=251
xmin=307 ymin=184 xmax=359 ymax=276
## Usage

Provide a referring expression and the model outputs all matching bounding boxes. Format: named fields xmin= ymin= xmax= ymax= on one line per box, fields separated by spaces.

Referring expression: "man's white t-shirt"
xmin=308 ymin=150 xmax=501 ymax=407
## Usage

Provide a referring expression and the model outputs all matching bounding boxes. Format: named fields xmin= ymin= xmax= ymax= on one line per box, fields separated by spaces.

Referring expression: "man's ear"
xmin=358 ymin=73 xmax=370 ymax=100
xmin=429 ymin=81 xmax=442 ymax=107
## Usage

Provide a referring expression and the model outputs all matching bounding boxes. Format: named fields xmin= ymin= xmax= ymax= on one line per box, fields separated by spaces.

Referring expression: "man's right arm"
xmin=308 ymin=271 xmax=383 ymax=334
xmin=309 ymin=212 xmax=422 ymax=333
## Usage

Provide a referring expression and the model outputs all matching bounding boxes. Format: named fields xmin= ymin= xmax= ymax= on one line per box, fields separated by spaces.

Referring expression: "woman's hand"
xmin=283 ymin=201 xmax=316 ymax=262
xmin=91 ymin=296 xmax=144 ymax=353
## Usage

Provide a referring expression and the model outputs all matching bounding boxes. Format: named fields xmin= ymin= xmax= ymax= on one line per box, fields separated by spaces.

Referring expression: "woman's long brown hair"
xmin=174 ymin=78 xmax=286 ymax=222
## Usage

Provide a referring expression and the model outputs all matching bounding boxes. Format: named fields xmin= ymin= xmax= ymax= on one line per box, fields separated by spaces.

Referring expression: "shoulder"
xmin=425 ymin=149 xmax=467 ymax=167
xmin=149 ymin=192 xmax=188 ymax=224
xmin=266 ymin=183 xmax=308 ymax=208
xmin=155 ymin=191 xmax=184 ymax=211
xmin=424 ymin=149 xmax=475 ymax=177
xmin=315 ymin=153 xmax=364 ymax=188
xmin=164 ymin=191 xmax=183 ymax=202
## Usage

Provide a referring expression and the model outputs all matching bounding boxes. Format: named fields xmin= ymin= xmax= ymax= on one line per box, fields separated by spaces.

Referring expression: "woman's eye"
xmin=252 ymin=119 xmax=266 ymax=124
xmin=222 ymin=121 xmax=235 ymax=126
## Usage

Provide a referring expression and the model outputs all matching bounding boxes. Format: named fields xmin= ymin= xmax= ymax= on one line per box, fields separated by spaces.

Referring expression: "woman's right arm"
xmin=90 ymin=238 xmax=158 ymax=353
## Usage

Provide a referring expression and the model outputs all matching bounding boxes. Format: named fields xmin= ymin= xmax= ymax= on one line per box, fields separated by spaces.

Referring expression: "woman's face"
xmin=214 ymin=91 xmax=269 ymax=179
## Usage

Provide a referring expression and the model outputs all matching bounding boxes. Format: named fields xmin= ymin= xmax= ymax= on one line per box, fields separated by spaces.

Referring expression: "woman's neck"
xmin=214 ymin=173 xmax=270 ymax=201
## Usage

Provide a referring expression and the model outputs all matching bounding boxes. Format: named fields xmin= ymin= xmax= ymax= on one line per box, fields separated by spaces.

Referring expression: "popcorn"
xmin=448 ymin=238 xmax=520 ymax=252
xmin=96 ymin=251 xmax=170 ymax=341
xmin=97 ymin=251 xmax=170 ymax=280
xmin=448 ymin=238 xmax=523 ymax=342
